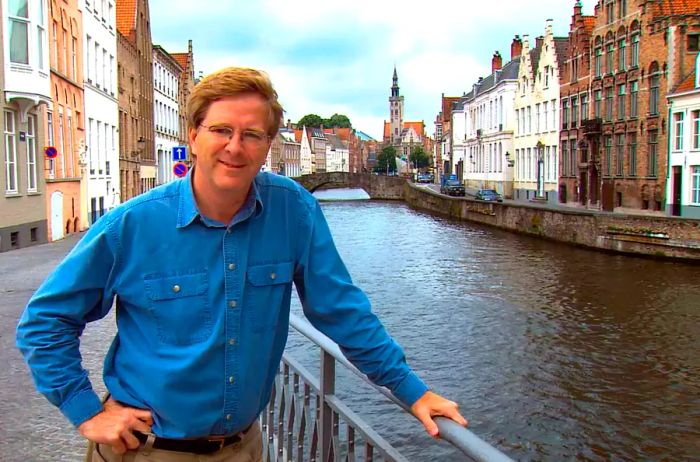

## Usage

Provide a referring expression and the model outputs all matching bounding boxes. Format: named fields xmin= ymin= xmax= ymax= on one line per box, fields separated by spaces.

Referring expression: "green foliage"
xmin=409 ymin=146 xmax=431 ymax=169
xmin=375 ymin=145 xmax=397 ymax=173
xmin=327 ymin=113 xmax=352 ymax=128
xmin=297 ymin=114 xmax=324 ymax=128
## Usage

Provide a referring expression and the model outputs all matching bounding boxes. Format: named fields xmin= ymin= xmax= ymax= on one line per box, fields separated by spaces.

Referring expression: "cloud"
xmin=149 ymin=0 xmax=599 ymax=139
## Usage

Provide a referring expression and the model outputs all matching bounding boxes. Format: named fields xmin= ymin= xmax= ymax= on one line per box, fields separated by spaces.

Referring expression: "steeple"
xmin=391 ymin=66 xmax=400 ymax=97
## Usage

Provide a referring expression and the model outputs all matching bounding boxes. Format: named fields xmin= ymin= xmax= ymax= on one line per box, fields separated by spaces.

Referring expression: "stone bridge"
xmin=295 ymin=172 xmax=406 ymax=200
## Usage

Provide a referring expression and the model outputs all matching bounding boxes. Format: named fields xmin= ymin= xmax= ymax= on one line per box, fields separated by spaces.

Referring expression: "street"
xmin=0 ymin=233 xmax=113 ymax=462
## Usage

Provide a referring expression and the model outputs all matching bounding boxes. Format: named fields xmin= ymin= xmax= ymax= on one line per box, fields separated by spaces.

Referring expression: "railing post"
xmin=319 ymin=350 xmax=335 ymax=462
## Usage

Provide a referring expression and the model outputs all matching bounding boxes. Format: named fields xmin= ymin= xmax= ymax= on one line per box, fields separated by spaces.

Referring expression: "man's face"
xmin=188 ymin=94 xmax=271 ymax=199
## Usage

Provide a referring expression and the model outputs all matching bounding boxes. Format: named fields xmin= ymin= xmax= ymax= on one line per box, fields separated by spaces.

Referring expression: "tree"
xmin=297 ymin=114 xmax=324 ymax=128
xmin=375 ymin=145 xmax=397 ymax=174
xmin=409 ymin=146 xmax=431 ymax=170
xmin=326 ymin=113 xmax=352 ymax=128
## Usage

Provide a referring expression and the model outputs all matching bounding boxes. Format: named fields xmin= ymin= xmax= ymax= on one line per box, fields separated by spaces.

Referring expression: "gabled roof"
xmin=553 ymin=37 xmax=569 ymax=66
xmin=583 ymin=16 xmax=596 ymax=33
xmin=383 ymin=121 xmax=425 ymax=139
xmin=652 ymin=0 xmax=700 ymax=17
xmin=116 ymin=0 xmax=137 ymax=37
xmin=294 ymin=129 xmax=303 ymax=143
xmin=171 ymin=53 xmax=189 ymax=71
xmin=468 ymin=57 xmax=521 ymax=101
xmin=672 ymin=70 xmax=697 ymax=94
xmin=325 ymin=133 xmax=347 ymax=150
xmin=308 ymin=127 xmax=326 ymax=139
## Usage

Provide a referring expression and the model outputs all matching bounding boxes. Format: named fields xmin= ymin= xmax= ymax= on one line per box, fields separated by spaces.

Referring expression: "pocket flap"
xmin=247 ymin=262 xmax=294 ymax=287
xmin=144 ymin=271 xmax=208 ymax=301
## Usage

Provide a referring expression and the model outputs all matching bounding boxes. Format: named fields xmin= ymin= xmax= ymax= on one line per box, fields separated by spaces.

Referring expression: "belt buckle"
xmin=207 ymin=437 xmax=226 ymax=452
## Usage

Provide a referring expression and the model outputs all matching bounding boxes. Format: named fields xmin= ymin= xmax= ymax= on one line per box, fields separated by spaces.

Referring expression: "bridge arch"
xmin=295 ymin=173 xmax=406 ymax=200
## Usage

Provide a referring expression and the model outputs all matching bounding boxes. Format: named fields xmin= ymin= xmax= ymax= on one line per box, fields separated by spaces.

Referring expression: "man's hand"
xmin=78 ymin=397 xmax=153 ymax=454
xmin=410 ymin=391 xmax=468 ymax=438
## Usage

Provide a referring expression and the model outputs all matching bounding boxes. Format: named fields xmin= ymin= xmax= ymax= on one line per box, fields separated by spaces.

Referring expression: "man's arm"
xmin=293 ymin=201 xmax=467 ymax=435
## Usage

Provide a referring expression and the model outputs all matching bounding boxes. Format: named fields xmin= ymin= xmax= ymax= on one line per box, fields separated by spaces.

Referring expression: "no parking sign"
xmin=173 ymin=162 xmax=188 ymax=178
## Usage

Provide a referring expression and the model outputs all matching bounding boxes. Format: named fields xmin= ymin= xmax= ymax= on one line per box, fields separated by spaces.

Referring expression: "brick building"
xmin=562 ymin=0 xmax=700 ymax=212
xmin=116 ymin=0 xmax=154 ymax=201
xmin=47 ymin=0 xmax=85 ymax=240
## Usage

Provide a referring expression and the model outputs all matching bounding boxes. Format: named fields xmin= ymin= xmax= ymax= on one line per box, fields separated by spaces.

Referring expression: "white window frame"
xmin=693 ymin=110 xmax=700 ymax=150
xmin=8 ymin=0 xmax=30 ymax=65
xmin=692 ymin=166 xmax=700 ymax=205
xmin=27 ymin=114 xmax=38 ymax=192
xmin=5 ymin=110 xmax=19 ymax=193
xmin=47 ymin=108 xmax=55 ymax=178
xmin=674 ymin=112 xmax=684 ymax=151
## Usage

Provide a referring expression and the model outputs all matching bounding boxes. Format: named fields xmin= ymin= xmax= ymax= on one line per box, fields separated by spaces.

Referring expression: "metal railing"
xmin=262 ymin=314 xmax=513 ymax=462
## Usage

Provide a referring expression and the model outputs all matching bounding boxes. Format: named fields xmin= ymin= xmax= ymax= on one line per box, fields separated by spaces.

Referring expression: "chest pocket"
xmin=144 ymin=270 xmax=212 ymax=345
xmin=246 ymin=262 xmax=294 ymax=333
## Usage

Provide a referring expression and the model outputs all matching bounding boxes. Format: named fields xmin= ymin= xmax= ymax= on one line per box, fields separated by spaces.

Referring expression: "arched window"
xmin=649 ymin=62 xmax=661 ymax=115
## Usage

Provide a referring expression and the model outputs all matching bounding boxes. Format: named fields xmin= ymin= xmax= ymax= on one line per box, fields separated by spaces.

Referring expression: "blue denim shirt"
xmin=16 ymin=171 xmax=428 ymax=438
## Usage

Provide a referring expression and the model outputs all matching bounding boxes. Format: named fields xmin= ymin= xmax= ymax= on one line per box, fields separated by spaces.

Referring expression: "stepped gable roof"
xmin=553 ymin=37 xmax=570 ymax=66
xmin=672 ymin=70 xmax=697 ymax=94
xmin=583 ymin=16 xmax=596 ymax=33
xmin=652 ymin=0 xmax=700 ymax=16
xmin=116 ymin=0 xmax=137 ymax=37
xmin=529 ymin=46 xmax=542 ymax=77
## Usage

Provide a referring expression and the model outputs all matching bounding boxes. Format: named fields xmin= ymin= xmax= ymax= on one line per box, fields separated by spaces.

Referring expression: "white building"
xmin=513 ymin=23 xmax=568 ymax=203
xmin=666 ymin=55 xmax=700 ymax=219
xmin=81 ymin=0 xmax=119 ymax=223
xmin=280 ymin=128 xmax=301 ymax=178
xmin=453 ymin=47 xmax=519 ymax=197
xmin=153 ymin=45 xmax=182 ymax=185
xmin=299 ymin=126 xmax=313 ymax=175
xmin=324 ymin=133 xmax=349 ymax=172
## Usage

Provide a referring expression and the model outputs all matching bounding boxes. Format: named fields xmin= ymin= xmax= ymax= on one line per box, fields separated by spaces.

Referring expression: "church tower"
xmin=389 ymin=66 xmax=404 ymax=145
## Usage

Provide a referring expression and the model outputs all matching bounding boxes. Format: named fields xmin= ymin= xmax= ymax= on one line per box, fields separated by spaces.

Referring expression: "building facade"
xmin=1 ymin=0 xmax=52 ymax=251
xmin=47 ymin=0 xmax=85 ymax=241
xmin=116 ymin=0 xmax=153 ymax=201
xmin=513 ymin=24 xmax=568 ymax=203
xmin=82 ymin=0 xmax=119 ymax=226
xmin=280 ymin=127 xmax=300 ymax=177
xmin=152 ymin=45 xmax=182 ymax=185
xmin=667 ymin=57 xmax=700 ymax=219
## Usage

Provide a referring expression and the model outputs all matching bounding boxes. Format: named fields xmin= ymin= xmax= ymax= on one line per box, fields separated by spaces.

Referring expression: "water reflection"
xmin=312 ymin=187 xmax=370 ymax=201
xmin=287 ymin=200 xmax=700 ymax=461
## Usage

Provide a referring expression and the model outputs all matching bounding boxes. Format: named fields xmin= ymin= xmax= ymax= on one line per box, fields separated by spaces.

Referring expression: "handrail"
xmin=289 ymin=313 xmax=514 ymax=462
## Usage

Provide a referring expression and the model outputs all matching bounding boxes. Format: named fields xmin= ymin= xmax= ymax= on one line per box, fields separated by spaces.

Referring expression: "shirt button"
xmin=229 ymin=300 xmax=237 ymax=308
xmin=172 ymin=285 xmax=180 ymax=293
xmin=229 ymin=338 xmax=236 ymax=346
xmin=228 ymin=263 xmax=236 ymax=270
xmin=228 ymin=376 xmax=235 ymax=384
xmin=226 ymin=414 xmax=232 ymax=421
xmin=270 ymin=272 xmax=276 ymax=280
xmin=227 ymin=228 xmax=232 ymax=234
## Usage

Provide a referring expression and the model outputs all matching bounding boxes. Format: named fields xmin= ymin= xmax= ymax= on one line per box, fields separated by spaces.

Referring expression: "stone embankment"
xmin=404 ymin=182 xmax=700 ymax=261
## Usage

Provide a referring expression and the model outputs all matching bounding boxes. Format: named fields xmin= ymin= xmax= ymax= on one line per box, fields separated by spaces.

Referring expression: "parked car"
xmin=475 ymin=189 xmax=503 ymax=202
xmin=440 ymin=179 xmax=465 ymax=196
xmin=417 ymin=173 xmax=434 ymax=183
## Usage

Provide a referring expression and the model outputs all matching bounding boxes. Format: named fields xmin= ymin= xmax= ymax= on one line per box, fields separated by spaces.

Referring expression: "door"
xmin=579 ymin=171 xmax=588 ymax=205
xmin=50 ymin=191 xmax=64 ymax=241
xmin=671 ymin=166 xmax=682 ymax=216
xmin=601 ymin=179 xmax=614 ymax=212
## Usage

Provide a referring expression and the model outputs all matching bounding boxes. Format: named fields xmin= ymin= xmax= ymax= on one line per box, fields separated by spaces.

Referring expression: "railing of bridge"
xmin=262 ymin=314 xmax=514 ymax=462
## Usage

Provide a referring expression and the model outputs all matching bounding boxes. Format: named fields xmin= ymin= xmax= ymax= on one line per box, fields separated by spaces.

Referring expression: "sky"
xmin=150 ymin=0 xmax=599 ymax=140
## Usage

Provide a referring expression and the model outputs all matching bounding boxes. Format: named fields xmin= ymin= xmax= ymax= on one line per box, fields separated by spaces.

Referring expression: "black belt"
xmin=134 ymin=424 xmax=252 ymax=454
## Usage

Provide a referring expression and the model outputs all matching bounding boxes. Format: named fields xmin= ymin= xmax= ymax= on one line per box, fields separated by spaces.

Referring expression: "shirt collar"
xmin=176 ymin=166 xmax=264 ymax=229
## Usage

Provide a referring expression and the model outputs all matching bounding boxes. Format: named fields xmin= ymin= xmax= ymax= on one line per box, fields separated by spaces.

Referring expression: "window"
xmin=674 ymin=112 xmax=684 ymax=150
xmin=86 ymin=36 xmax=92 ymax=82
xmin=27 ymin=114 xmax=37 ymax=191
xmin=72 ymin=37 xmax=78 ymax=79
xmin=570 ymin=139 xmax=577 ymax=174
xmin=62 ymin=29 xmax=68 ymax=75
xmin=536 ymin=104 xmax=541 ymax=133
xmin=37 ymin=0 xmax=45 ymax=70
xmin=618 ymin=38 xmax=626 ymax=71
xmin=630 ymin=81 xmax=638 ymax=118
xmin=581 ymin=94 xmax=588 ymax=121
xmin=618 ymin=0 xmax=627 ymax=17
xmin=595 ymin=90 xmax=602 ymax=118
xmin=693 ymin=110 xmax=700 ymax=149
xmin=52 ymin=21 xmax=58 ymax=65
xmin=605 ymin=135 xmax=613 ymax=176
xmin=693 ymin=166 xmax=700 ymax=204
xmin=562 ymin=99 xmax=569 ymax=128
xmin=544 ymin=66 xmax=551 ymax=87
xmin=648 ymin=130 xmax=658 ymax=177
xmin=606 ymin=1 xmax=614 ymax=23
xmin=616 ymin=133 xmax=624 ymax=176
xmin=571 ymin=57 xmax=578 ymax=82
xmin=58 ymin=111 xmax=65 ymax=177
xmin=650 ymin=74 xmax=660 ymax=115
xmin=47 ymin=109 xmax=55 ymax=177
xmin=688 ymin=35 xmax=700 ymax=52
xmin=67 ymin=113 xmax=74 ymax=177
xmin=631 ymin=34 xmax=640 ymax=67
xmin=561 ymin=141 xmax=568 ymax=176
xmin=571 ymin=96 xmax=579 ymax=127
xmin=617 ymin=84 xmax=626 ymax=119
xmin=8 ymin=0 xmax=30 ymax=64
xmin=605 ymin=87 xmax=614 ymax=121
xmin=628 ymin=132 xmax=637 ymax=176
xmin=543 ymin=102 xmax=549 ymax=130
xmin=30 ymin=227 xmax=38 ymax=242
xmin=595 ymin=47 xmax=603 ymax=77
xmin=606 ymin=43 xmax=614 ymax=74
xmin=10 ymin=232 xmax=19 ymax=248
xmin=4 ymin=110 xmax=18 ymax=193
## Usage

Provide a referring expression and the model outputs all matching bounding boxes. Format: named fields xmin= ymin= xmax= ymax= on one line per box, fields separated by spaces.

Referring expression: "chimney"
xmin=536 ymin=35 xmax=544 ymax=50
xmin=511 ymin=35 xmax=523 ymax=60
xmin=492 ymin=51 xmax=503 ymax=73
xmin=286 ymin=119 xmax=292 ymax=129
xmin=574 ymin=0 xmax=582 ymax=17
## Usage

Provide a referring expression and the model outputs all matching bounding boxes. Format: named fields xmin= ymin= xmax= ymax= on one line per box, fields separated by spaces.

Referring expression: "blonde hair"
xmin=186 ymin=67 xmax=283 ymax=137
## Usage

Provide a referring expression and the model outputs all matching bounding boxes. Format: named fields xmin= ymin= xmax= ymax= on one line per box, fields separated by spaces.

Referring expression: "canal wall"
xmin=404 ymin=183 xmax=700 ymax=261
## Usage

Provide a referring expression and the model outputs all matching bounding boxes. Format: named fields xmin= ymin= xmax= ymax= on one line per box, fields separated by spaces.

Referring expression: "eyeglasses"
xmin=199 ymin=124 xmax=270 ymax=150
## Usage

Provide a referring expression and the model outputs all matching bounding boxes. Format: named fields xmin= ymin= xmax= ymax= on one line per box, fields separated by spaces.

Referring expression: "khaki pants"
xmin=90 ymin=422 xmax=263 ymax=462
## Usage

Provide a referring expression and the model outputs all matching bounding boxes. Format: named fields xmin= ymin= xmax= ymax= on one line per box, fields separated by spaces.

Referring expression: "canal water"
xmin=286 ymin=193 xmax=700 ymax=461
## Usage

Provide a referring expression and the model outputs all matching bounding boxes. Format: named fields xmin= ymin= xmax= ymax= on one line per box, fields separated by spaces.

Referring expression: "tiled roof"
xmin=325 ymin=133 xmax=347 ymax=150
xmin=171 ymin=53 xmax=189 ymax=71
xmin=583 ymin=16 xmax=596 ymax=33
xmin=553 ymin=37 xmax=569 ymax=66
xmin=116 ymin=0 xmax=137 ymax=36
xmin=468 ymin=57 xmax=521 ymax=101
xmin=673 ymin=70 xmax=697 ymax=94
xmin=652 ymin=0 xmax=700 ymax=16
xmin=383 ymin=121 xmax=425 ymax=138
xmin=294 ymin=129 xmax=303 ymax=143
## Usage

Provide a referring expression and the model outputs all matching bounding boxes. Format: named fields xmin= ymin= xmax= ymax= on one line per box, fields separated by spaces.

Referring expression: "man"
xmin=17 ymin=67 xmax=466 ymax=461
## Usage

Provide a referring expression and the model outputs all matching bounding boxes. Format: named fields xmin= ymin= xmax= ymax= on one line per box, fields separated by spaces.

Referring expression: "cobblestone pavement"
xmin=0 ymin=233 xmax=114 ymax=462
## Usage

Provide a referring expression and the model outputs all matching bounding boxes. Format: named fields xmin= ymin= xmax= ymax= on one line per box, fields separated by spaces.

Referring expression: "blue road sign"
xmin=173 ymin=146 xmax=187 ymax=161
xmin=173 ymin=162 xmax=188 ymax=178
xmin=45 ymin=146 xmax=58 ymax=159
